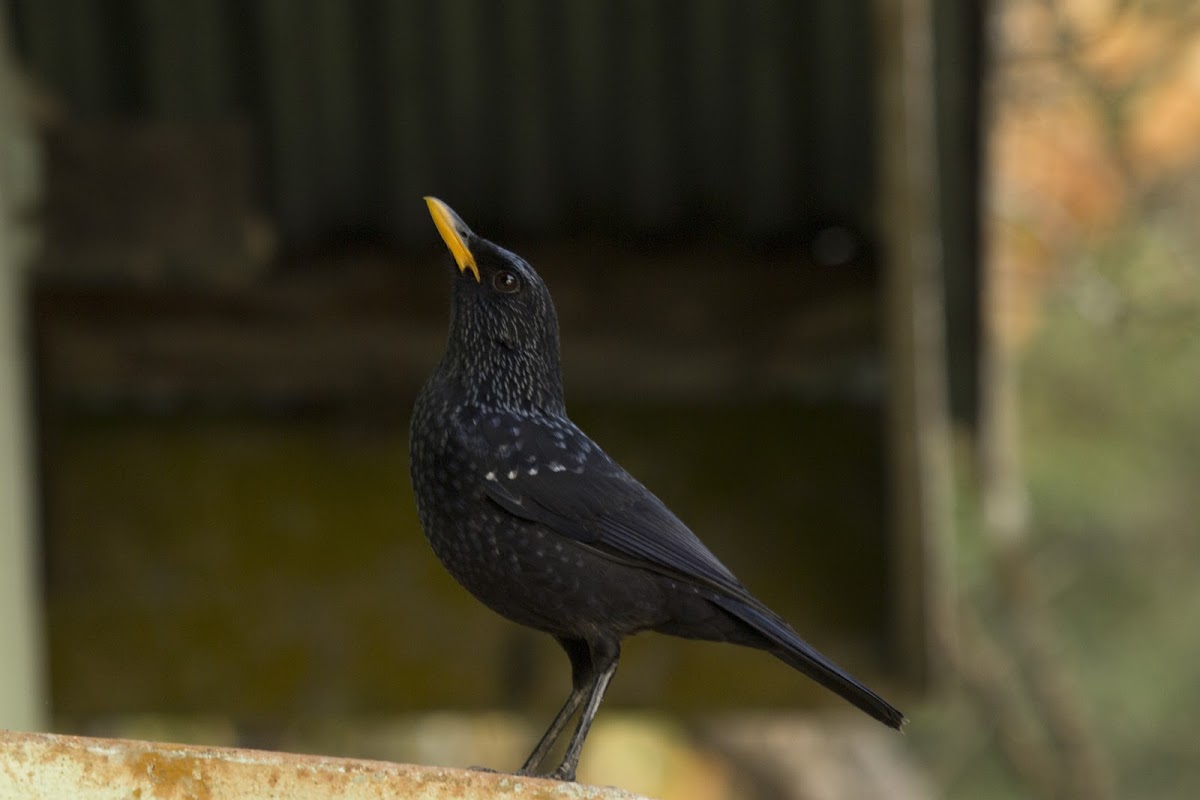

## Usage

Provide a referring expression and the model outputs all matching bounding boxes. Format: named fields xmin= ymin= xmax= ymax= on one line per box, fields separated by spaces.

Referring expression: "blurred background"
xmin=0 ymin=1 xmax=1196 ymax=798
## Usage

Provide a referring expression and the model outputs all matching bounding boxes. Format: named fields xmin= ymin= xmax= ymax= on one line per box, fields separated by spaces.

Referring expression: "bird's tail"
xmin=711 ymin=594 xmax=906 ymax=729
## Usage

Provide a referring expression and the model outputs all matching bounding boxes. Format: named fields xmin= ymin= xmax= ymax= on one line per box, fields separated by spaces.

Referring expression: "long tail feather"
xmin=712 ymin=595 xmax=906 ymax=729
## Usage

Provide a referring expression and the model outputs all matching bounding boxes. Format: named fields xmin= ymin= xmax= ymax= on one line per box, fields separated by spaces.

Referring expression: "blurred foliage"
xmin=915 ymin=1 xmax=1200 ymax=798
xmin=1019 ymin=208 xmax=1200 ymax=799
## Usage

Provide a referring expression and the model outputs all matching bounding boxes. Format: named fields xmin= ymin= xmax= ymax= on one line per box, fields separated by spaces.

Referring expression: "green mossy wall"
xmin=45 ymin=401 xmax=889 ymax=718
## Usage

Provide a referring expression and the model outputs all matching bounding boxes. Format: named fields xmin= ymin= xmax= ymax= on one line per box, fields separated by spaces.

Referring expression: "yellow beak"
xmin=424 ymin=197 xmax=480 ymax=283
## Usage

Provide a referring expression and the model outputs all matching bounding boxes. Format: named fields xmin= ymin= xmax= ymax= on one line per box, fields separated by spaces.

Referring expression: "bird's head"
xmin=424 ymin=197 xmax=564 ymax=413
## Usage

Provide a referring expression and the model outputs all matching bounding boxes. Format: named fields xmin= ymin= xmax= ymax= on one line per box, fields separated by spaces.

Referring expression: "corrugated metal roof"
xmin=8 ymin=0 xmax=877 ymax=245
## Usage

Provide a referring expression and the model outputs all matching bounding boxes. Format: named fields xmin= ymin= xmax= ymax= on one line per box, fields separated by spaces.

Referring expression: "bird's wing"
xmin=470 ymin=414 xmax=749 ymax=598
xmin=470 ymin=413 xmax=907 ymax=729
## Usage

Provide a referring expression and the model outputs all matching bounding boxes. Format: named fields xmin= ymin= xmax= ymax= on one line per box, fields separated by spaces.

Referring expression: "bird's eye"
xmin=493 ymin=270 xmax=522 ymax=293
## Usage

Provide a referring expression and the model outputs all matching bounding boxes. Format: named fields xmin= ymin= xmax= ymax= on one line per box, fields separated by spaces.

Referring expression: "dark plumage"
xmin=409 ymin=197 xmax=904 ymax=781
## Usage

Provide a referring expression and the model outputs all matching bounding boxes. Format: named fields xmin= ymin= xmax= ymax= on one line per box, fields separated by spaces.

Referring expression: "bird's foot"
xmin=468 ymin=765 xmax=557 ymax=780
xmin=544 ymin=765 xmax=577 ymax=782
xmin=469 ymin=764 xmax=576 ymax=782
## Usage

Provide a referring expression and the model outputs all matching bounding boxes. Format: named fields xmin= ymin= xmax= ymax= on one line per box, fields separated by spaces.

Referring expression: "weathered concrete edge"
xmin=0 ymin=729 xmax=649 ymax=800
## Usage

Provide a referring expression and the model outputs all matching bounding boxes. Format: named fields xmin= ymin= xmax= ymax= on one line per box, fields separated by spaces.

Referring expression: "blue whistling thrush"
xmin=409 ymin=197 xmax=904 ymax=782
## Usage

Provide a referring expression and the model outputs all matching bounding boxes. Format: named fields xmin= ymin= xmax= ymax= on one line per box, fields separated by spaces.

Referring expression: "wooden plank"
xmin=34 ymin=249 xmax=879 ymax=408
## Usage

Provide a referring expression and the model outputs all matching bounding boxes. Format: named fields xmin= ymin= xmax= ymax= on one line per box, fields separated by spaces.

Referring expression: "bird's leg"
xmin=545 ymin=639 xmax=620 ymax=782
xmin=471 ymin=690 xmax=583 ymax=776
xmin=518 ymin=635 xmax=593 ymax=774
xmin=518 ymin=686 xmax=586 ymax=774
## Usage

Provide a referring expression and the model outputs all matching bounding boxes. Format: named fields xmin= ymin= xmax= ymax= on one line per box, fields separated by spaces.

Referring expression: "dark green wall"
xmin=45 ymin=402 xmax=889 ymax=716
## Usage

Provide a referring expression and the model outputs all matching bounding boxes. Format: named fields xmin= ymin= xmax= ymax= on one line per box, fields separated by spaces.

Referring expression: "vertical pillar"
xmin=875 ymin=0 xmax=955 ymax=686
xmin=0 ymin=1 xmax=47 ymax=731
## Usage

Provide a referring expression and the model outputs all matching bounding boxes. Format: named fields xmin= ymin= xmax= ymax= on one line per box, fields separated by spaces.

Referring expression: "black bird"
xmin=409 ymin=197 xmax=904 ymax=782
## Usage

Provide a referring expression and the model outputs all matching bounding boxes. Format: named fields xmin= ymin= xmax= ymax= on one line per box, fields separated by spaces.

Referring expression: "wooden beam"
xmin=874 ymin=0 xmax=956 ymax=686
xmin=0 ymin=0 xmax=47 ymax=733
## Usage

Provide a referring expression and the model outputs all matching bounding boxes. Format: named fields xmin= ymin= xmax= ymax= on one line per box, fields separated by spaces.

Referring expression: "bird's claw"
xmin=467 ymin=764 xmax=574 ymax=782
xmin=545 ymin=766 xmax=577 ymax=782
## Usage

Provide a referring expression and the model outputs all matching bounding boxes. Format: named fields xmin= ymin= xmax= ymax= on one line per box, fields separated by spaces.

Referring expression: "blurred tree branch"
xmin=948 ymin=602 xmax=1059 ymax=799
xmin=944 ymin=3 xmax=1145 ymax=798
xmin=950 ymin=292 xmax=1115 ymax=799
xmin=1037 ymin=0 xmax=1137 ymax=190
xmin=943 ymin=0 xmax=1200 ymax=796
xmin=1036 ymin=0 xmax=1200 ymax=198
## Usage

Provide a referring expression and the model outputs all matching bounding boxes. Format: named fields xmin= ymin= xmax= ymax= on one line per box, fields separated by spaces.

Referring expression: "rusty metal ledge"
xmin=0 ymin=729 xmax=648 ymax=800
